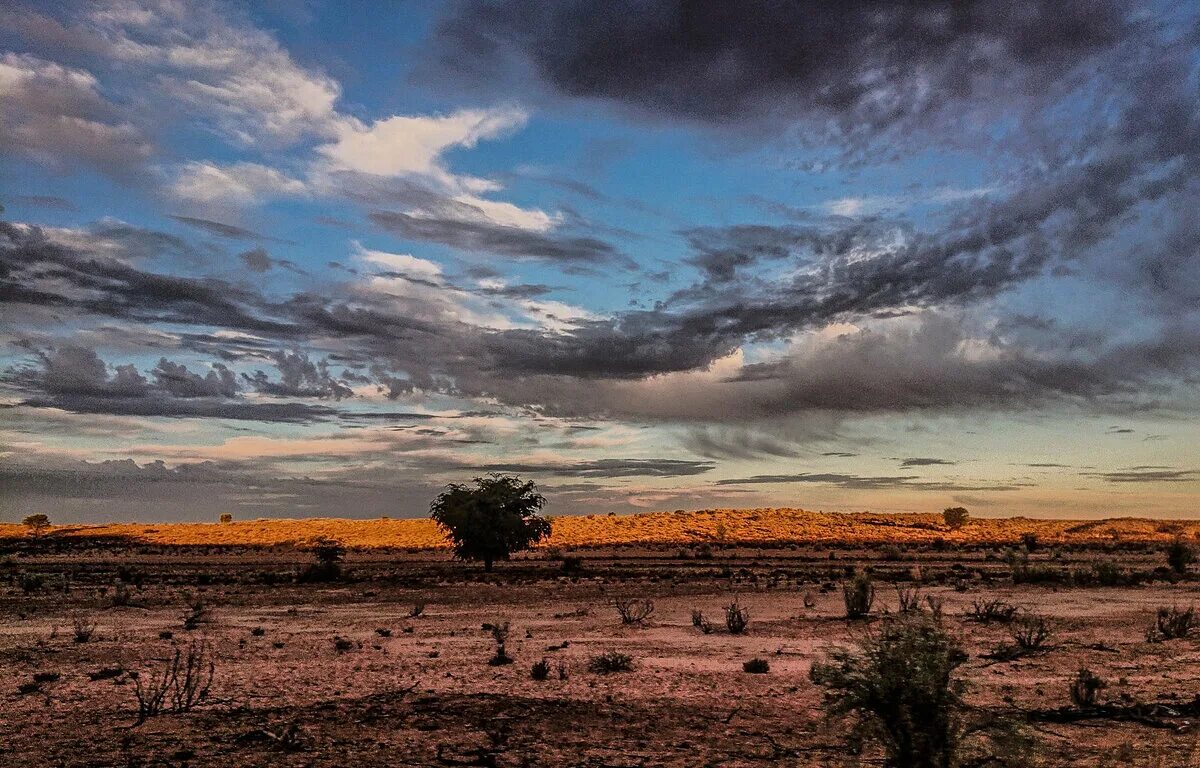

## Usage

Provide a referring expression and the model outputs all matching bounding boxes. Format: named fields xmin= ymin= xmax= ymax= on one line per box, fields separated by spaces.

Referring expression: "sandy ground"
xmin=2 ymin=544 xmax=1200 ymax=766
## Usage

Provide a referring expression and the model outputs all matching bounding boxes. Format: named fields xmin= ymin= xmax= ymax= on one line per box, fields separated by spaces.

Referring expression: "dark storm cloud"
xmin=3 ymin=343 xmax=338 ymax=423
xmin=241 ymin=350 xmax=354 ymax=400
xmin=427 ymin=0 xmax=1126 ymax=147
xmin=368 ymin=210 xmax=632 ymax=268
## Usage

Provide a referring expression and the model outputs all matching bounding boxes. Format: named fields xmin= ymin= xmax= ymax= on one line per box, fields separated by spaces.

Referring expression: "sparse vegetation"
xmin=131 ymin=638 xmax=215 ymax=724
xmin=843 ymin=571 xmax=875 ymax=619
xmin=613 ymin=597 xmax=655 ymax=625
xmin=1167 ymin=535 xmax=1194 ymax=575
xmin=691 ymin=608 xmax=714 ymax=634
xmin=72 ymin=612 xmax=96 ymax=643
xmin=530 ymin=658 xmax=551 ymax=680
xmin=724 ymin=598 xmax=750 ymax=634
xmin=1070 ymin=668 xmax=1107 ymax=708
xmin=299 ymin=538 xmax=345 ymax=582
xmin=588 ymin=651 xmax=633 ymax=674
xmin=811 ymin=613 xmax=967 ymax=768
xmin=1147 ymin=605 xmax=1194 ymax=641
xmin=487 ymin=620 xmax=512 ymax=665
xmin=965 ymin=599 xmax=1019 ymax=624
xmin=742 ymin=657 xmax=769 ymax=674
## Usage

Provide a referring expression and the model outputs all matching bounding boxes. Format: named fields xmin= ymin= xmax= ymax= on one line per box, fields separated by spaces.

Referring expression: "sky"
xmin=2 ymin=0 xmax=1199 ymax=522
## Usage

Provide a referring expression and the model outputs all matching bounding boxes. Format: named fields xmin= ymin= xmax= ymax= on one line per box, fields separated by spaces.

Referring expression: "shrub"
xmin=131 ymin=638 xmax=215 ymax=724
xmin=375 ymin=627 xmax=392 ymax=637
xmin=943 ymin=507 xmax=969 ymax=531
xmin=613 ymin=597 xmax=654 ymax=625
xmin=964 ymin=599 xmax=1019 ymax=624
xmin=743 ymin=658 xmax=770 ymax=674
xmin=843 ymin=571 xmax=875 ymax=620
xmin=896 ymin=585 xmax=922 ymax=614
xmin=488 ymin=620 xmax=512 ymax=665
xmin=250 ymin=626 xmax=265 ymax=637
xmin=408 ymin=602 xmax=426 ymax=618
xmin=110 ymin=582 xmax=132 ymax=608
xmin=333 ymin=637 xmax=355 ymax=653
xmin=530 ymin=658 xmax=551 ymax=680
xmin=725 ymin=599 xmax=750 ymax=634
xmin=1020 ymin=533 xmax=1040 ymax=553
xmin=219 ymin=513 xmax=233 ymax=524
xmin=588 ymin=651 xmax=633 ymax=674
xmin=691 ymin=609 xmax=714 ymax=634
xmin=182 ymin=594 xmax=207 ymax=630
xmin=1010 ymin=614 xmax=1052 ymax=651
xmin=1167 ymin=536 xmax=1195 ymax=575
xmin=72 ymin=612 xmax=97 ymax=643
xmin=1069 ymin=668 xmax=1107 ymax=708
xmin=299 ymin=538 xmax=344 ymax=582
xmin=1147 ymin=605 xmax=1194 ymax=641
xmin=19 ymin=572 xmax=45 ymax=594
xmin=811 ymin=614 xmax=968 ymax=768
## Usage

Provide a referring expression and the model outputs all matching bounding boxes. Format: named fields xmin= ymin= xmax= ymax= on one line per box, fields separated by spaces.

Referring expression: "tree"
xmin=430 ymin=474 xmax=550 ymax=571
xmin=219 ymin=513 xmax=233 ymax=524
xmin=22 ymin=514 xmax=50 ymax=537
xmin=942 ymin=507 xmax=969 ymax=531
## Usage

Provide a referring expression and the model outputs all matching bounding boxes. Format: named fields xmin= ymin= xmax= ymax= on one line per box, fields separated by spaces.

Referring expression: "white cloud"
xmin=353 ymin=242 xmax=444 ymax=281
xmin=88 ymin=0 xmax=341 ymax=147
xmin=317 ymin=108 xmax=527 ymax=179
xmin=169 ymin=160 xmax=307 ymax=205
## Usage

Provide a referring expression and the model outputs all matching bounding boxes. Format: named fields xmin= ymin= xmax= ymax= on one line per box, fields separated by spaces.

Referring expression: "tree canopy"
xmin=429 ymin=474 xmax=550 ymax=571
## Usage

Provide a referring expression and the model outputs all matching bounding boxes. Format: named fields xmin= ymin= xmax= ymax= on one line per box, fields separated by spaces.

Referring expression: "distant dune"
xmin=3 ymin=508 xmax=1199 ymax=549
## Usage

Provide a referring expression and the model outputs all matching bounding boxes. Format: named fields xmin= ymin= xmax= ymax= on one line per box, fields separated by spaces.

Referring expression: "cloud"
xmin=169 ymin=161 xmax=307 ymax=207
xmin=168 ymin=215 xmax=289 ymax=243
xmin=476 ymin=457 xmax=715 ymax=478
xmin=427 ymin=0 xmax=1127 ymax=152
xmin=317 ymin=107 xmax=527 ymax=180
xmin=1082 ymin=468 xmax=1198 ymax=484
xmin=714 ymin=472 xmax=1022 ymax=492
xmin=369 ymin=210 xmax=627 ymax=267
xmin=238 ymin=247 xmax=305 ymax=275
xmin=241 ymin=350 xmax=354 ymax=400
xmin=0 ymin=51 xmax=153 ymax=175
xmin=899 ymin=457 xmax=957 ymax=467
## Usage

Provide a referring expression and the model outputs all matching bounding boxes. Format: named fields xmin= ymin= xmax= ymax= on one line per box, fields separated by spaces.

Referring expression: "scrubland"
xmin=2 ymin=510 xmax=1199 ymax=766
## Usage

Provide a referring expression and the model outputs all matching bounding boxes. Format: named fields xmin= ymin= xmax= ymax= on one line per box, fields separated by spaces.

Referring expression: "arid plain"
xmin=3 ymin=509 xmax=1200 ymax=767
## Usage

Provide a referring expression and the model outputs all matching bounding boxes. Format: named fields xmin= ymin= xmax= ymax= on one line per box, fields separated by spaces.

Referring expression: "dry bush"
xmin=1167 ymin=536 xmax=1195 ymax=575
xmin=1069 ymin=668 xmax=1107 ymax=708
xmin=1147 ymin=605 xmax=1194 ymax=641
xmin=72 ymin=612 xmax=96 ymax=643
xmin=691 ymin=609 xmax=714 ymax=634
xmin=725 ymin=598 xmax=750 ymax=634
xmin=588 ymin=651 xmax=633 ymax=674
xmin=488 ymin=619 xmax=512 ymax=665
xmin=530 ymin=658 xmax=551 ymax=680
xmin=1011 ymin=614 xmax=1053 ymax=651
xmin=613 ymin=597 xmax=655 ymax=625
xmin=131 ymin=637 xmax=215 ymax=724
xmin=896 ymin=585 xmax=923 ymax=613
xmin=964 ymin=599 xmax=1019 ymax=624
xmin=843 ymin=571 xmax=875 ymax=620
